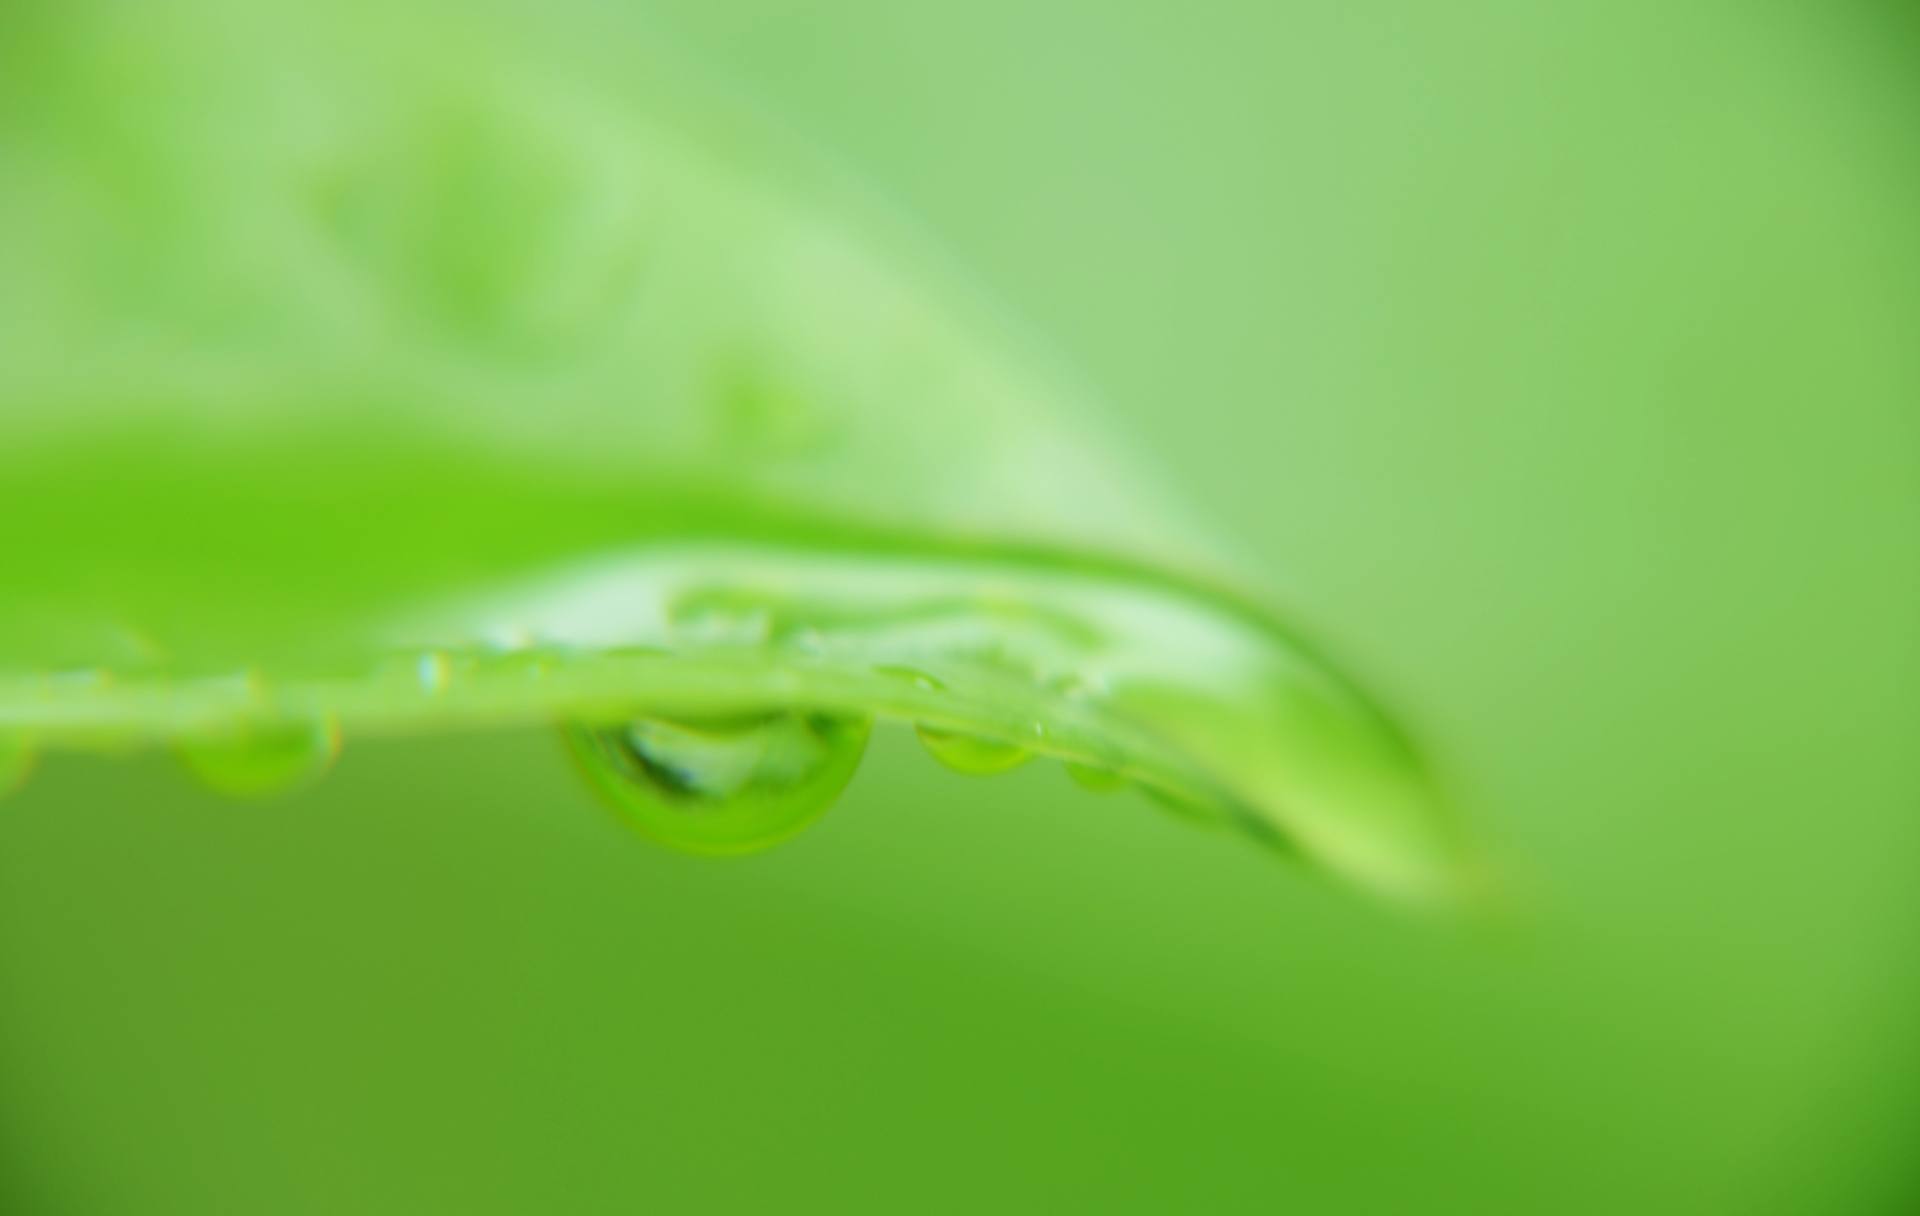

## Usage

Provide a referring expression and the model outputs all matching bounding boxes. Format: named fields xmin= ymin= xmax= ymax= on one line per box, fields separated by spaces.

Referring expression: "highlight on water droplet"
xmin=0 ymin=737 xmax=36 ymax=799
xmin=564 ymin=709 xmax=871 ymax=855
xmin=1065 ymin=761 xmax=1125 ymax=793
xmin=175 ymin=717 xmax=342 ymax=800
xmin=915 ymin=724 xmax=1032 ymax=776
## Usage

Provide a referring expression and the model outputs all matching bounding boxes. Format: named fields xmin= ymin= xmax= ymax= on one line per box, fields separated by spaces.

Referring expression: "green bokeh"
xmin=2 ymin=2 xmax=1917 ymax=1214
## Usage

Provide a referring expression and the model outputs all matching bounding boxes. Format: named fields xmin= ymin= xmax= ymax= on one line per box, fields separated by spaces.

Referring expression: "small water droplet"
xmin=176 ymin=718 xmax=342 ymax=800
xmin=565 ymin=710 xmax=870 ymax=855
xmin=1065 ymin=762 xmax=1125 ymax=793
xmin=0 ymin=737 xmax=37 ymax=799
xmin=915 ymin=725 xmax=1032 ymax=775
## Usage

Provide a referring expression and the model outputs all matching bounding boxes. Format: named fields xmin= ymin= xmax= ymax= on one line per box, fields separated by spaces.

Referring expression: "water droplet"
xmin=176 ymin=718 xmax=341 ymax=800
xmin=0 ymin=737 xmax=37 ymax=799
xmin=915 ymin=725 xmax=1031 ymax=775
xmin=1065 ymin=762 xmax=1125 ymax=793
xmin=565 ymin=710 xmax=870 ymax=855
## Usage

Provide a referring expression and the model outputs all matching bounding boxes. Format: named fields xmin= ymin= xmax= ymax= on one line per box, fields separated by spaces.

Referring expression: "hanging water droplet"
xmin=1065 ymin=761 xmax=1125 ymax=793
xmin=0 ymin=737 xmax=37 ymax=799
xmin=564 ymin=709 xmax=870 ymax=855
xmin=176 ymin=717 xmax=341 ymax=800
xmin=915 ymin=725 xmax=1031 ymax=775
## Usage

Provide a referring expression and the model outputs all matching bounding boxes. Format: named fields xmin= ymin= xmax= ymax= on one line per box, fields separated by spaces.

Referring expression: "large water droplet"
xmin=565 ymin=710 xmax=870 ymax=855
xmin=0 ymin=737 xmax=36 ymax=799
xmin=914 ymin=725 xmax=1031 ymax=775
xmin=176 ymin=718 xmax=341 ymax=799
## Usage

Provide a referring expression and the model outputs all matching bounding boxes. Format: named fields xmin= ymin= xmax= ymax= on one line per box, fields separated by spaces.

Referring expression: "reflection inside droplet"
xmin=564 ymin=709 xmax=870 ymax=855
xmin=175 ymin=717 xmax=341 ymax=800
xmin=914 ymin=724 xmax=1031 ymax=775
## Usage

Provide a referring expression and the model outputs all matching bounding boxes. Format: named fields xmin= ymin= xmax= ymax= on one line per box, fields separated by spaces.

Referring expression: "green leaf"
xmin=0 ymin=0 xmax=1468 ymax=907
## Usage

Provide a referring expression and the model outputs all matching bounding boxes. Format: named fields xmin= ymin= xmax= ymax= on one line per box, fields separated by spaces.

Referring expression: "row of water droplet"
xmin=0 ymin=700 xmax=1207 ymax=854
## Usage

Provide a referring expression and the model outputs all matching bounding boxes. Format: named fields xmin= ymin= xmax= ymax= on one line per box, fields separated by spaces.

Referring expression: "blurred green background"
xmin=2 ymin=2 xmax=1918 ymax=1212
